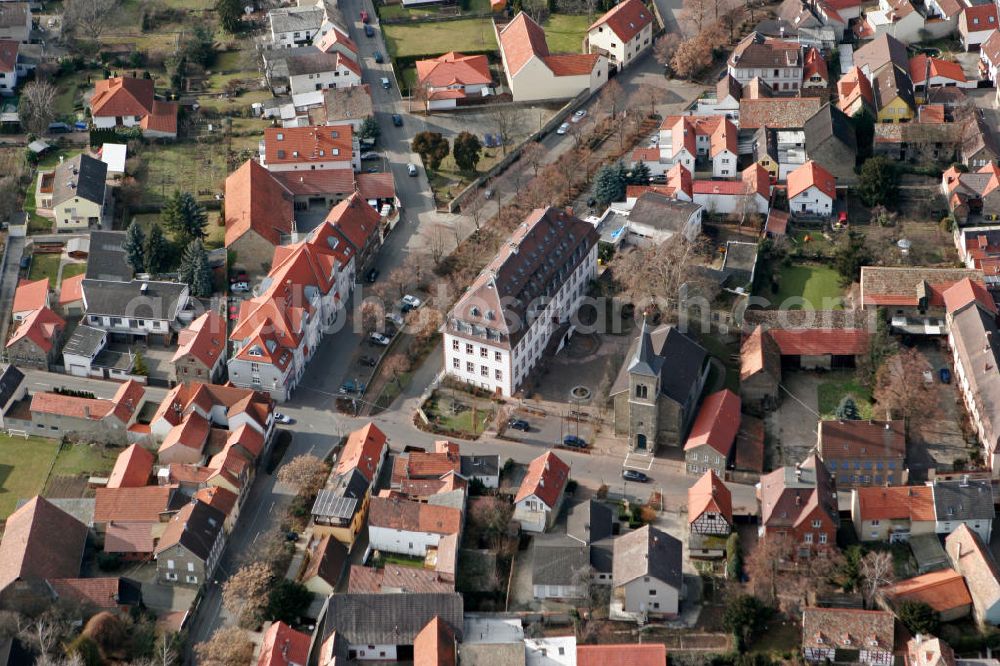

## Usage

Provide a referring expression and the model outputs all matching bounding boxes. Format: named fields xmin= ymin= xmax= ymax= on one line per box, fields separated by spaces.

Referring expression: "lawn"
xmin=51 ymin=69 xmax=101 ymax=122
xmin=49 ymin=442 xmax=119 ymax=477
xmin=380 ymin=0 xmax=491 ymax=19
xmin=22 ymin=186 xmax=52 ymax=235
xmin=541 ymin=14 xmax=591 ymax=53
xmin=817 ymin=372 xmax=875 ymax=420
xmin=27 ymin=253 xmax=61 ymax=285
xmin=0 ymin=435 xmax=61 ymax=519
xmin=140 ymin=140 xmax=254 ymax=206
xmin=382 ymin=19 xmax=497 ymax=58
xmin=378 ymin=553 xmax=425 ymax=568
xmin=61 ymin=263 xmax=88 ymax=280
xmin=771 ymin=264 xmax=845 ymax=310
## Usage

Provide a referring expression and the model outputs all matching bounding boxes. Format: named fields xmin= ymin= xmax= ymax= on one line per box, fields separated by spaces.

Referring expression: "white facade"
xmin=627 ymin=207 xmax=703 ymax=245
xmin=442 ymin=245 xmax=597 ymax=397
xmin=532 ymin=582 xmax=587 ymax=600
xmin=260 ymin=138 xmax=360 ymax=172
xmin=350 ymin=644 xmax=397 ymax=661
xmin=587 ymin=20 xmax=653 ymax=69
xmin=727 ymin=64 xmax=802 ymax=89
xmin=865 ymin=4 xmax=925 ymax=43
xmin=693 ymin=189 xmax=769 ymax=215
xmin=514 ymin=492 xmax=561 ymax=533
xmin=525 ymin=637 xmax=577 ymax=666
xmin=268 ymin=7 xmax=326 ymax=48
xmin=504 ymin=52 xmax=608 ymax=102
xmin=617 ymin=576 xmax=680 ymax=616
xmin=936 ymin=517 xmax=992 ymax=543
xmin=694 ymin=95 xmax=740 ymax=119
xmin=790 ymin=186 xmax=833 ymax=215
xmin=712 ymin=149 xmax=738 ymax=178
xmin=288 ymin=63 xmax=362 ymax=96
xmin=368 ymin=524 xmax=447 ymax=557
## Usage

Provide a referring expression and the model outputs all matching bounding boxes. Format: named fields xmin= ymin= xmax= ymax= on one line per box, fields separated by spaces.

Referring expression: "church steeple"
xmin=628 ymin=314 xmax=660 ymax=378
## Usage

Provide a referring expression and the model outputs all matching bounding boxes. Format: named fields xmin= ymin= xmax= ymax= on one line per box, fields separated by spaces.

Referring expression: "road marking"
xmin=622 ymin=451 xmax=654 ymax=471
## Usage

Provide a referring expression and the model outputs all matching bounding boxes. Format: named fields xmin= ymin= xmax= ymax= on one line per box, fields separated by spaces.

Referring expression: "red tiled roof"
xmin=588 ymin=0 xmax=654 ymax=42
xmin=577 ymin=644 xmax=668 ymax=666
xmin=788 ymin=160 xmax=836 ymax=200
xmin=710 ymin=118 xmax=738 ymax=157
xmin=943 ymin=277 xmax=997 ymax=314
xmin=159 ymin=411 xmax=210 ymax=456
xmin=104 ymin=521 xmax=154 ymax=553
xmin=632 ymin=147 xmax=660 ymax=163
xmin=258 ymin=621 xmax=311 ymax=666
xmin=854 ymin=485 xmax=936 ymax=521
xmin=324 ymin=192 xmax=381 ymax=252
xmin=90 ymin=77 xmax=154 ymax=118
xmin=49 ymin=578 xmax=122 ymax=609
xmin=272 ymin=168 xmax=355 ymax=197
xmin=688 ymin=469 xmax=733 ymax=525
xmin=0 ymin=40 xmax=17 ymax=72
xmin=263 ymin=125 xmax=354 ymax=166
xmin=884 ymin=568 xmax=972 ymax=613
xmin=7 ymin=306 xmax=64 ymax=353
xmin=803 ymin=46 xmax=829 ymax=83
xmin=819 ymin=419 xmax=905 ymax=460
xmin=172 ymin=311 xmax=226 ymax=369
xmin=315 ymin=24 xmax=358 ymax=57
xmin=58 ymin=273 xmax=85 ymax=305
xmin=766 ymin=209 xmax=789 ymax=235
xmin=224 ymin=159 xmax=294 ymax=248
xmin=94 ymin=486 xmax=173 ymax=523
xmin=368 ymin=496 xmax=463 ymax=534
xmin=543 ymin=53 xmax=601 ymax=76
xmin=684 ymin=389 xmax=741 ymax=456
xmin=30 ymin=391 xmax=111 ymax=421
xmin=414 ymin=616 xmax=457 ymax=666
xmin=499 ymin=12 xmax=549 ymax=77
xmin=0 ymin=497 xmax=87 ymax=591
xmin=336 ymin=422 xmax=387 ymax=482
xmin=140 ymin=100 xmax=178 ymax=135
xmin=767 ymin=328 xmax=869 ymax=356
xmin=515 ymin=450 xmax=569 ymax=507
xmin=961 ymin=3 xmax=998 ymax=33
xmin=357 ymin=171 xmax=395 ymax=200
xmin=194 ymin=486 xmax=238 ymax=517
xmin=910 ymin=55 xmax=967 ymax=85
xmin=107 ymin=444 xmax=154 ymax=489
xmin=417 ymin=51 xmax=491 ymax=88
xmin=13 ymin=278 xmax=49 ymax=315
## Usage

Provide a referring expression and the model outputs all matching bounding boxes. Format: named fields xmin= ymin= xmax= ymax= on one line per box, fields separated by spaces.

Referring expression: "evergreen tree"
xmin=452 ymin=131 xmax=483 ymax=172
xmin=835 ymin=395 xmax=861 ymax=420
xmin=359 ymin=116 xmax=380 ymax=142
xmin=144 ymin=223 xmax=169 ymax=274
xmin=858 ymin=156 xmax=899 ymax=207
xmin=593 ymin=163 xmax=626 ymax=204
xmin=216 ymin=0 xmax=244 ymax=34
xmin=122 ymin=220 xmax=146 ymax=273
xmin=179 ymin=240 xmax=207 ymax=287
xmin=162 ymin=191 xmax=208 ymax=246
xmin=133 ymin=352 xmax=149 ymax=377
xmin=191 ymin=249 xmax=213 ymax=297
xmin=627 ymin=160 xmax=651 ymax=185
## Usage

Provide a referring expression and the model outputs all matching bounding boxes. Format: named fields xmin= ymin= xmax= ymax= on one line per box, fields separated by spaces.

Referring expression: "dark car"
xmin=47 ymin=122 xmax=71 ymax=133
xmin=622 ymin=469 xmax=648 ymax=482
xmin=364 ymin=23 xmax=374 ymax=37
xmin=365 ymin=267 xmax=379 ymax=283
xmin=374 ymin=51 xmax=384 ymax=63
xmin=285 ymin=531 xmax=299 ymax=542
xmin=19 ymin=256 xmax=29 ymax=270
xmin=940 ymin=367 xmax=952 ymax=383
xmin=339 ymin=379 xmax=367 ymax=394
xmin=562 ymin=434 xmax=587 ymax=449
xmin=391 ymin=114 xmax=403 ymax=127
xmin=360 ymin=9 xmax=369 ymax=22
xmin=359 ymin=355 xmax=377 ymax=367
xmin=507 ymin=418 xmax=530 ymax=431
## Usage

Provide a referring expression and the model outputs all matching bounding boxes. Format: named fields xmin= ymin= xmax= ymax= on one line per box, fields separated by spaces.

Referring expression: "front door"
xmin=636 ymin=434 xmax=647 ymax=450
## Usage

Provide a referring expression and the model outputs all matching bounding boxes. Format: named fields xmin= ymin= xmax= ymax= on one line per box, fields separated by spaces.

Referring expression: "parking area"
xmin=766 ymin=372 xmax=822 ymax=467
xmin=907 ymin=341 xmax=975 ymax=474
xmin=415 ymin=104 xmax=561 ymax=151
xmin=107 ymin=341 xmax=176 ymax=384
xmin=504 ymin=405 xmax=597 ymax=452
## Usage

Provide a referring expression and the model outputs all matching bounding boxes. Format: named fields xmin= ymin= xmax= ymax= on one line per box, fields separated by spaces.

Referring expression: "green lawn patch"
xmin=28 ymin=253 xmax=61 ymax=285
xmin=542 ymin=14 xmax=591 ymax=53
xmin=772 ymin=264 xmax=845 ymax=310
xmin=817 ymin=372 xmax=874 ymax=420
xmin=50 ymin=442 xmax=118 ymax=477
xmin=61 ymin=263 xmax=87 ymax=281
xmin=383 ymin=19 xmax=497 ymax=58
xmin=378 ymin=553 xmax=425 ymax=568
xmin=0 ymin=435 xmax=61 ymax=519
xmin=22 ymin=186 xmax=52 ymax=235
xmin=140 ymin=141 xmax=247 ymax=206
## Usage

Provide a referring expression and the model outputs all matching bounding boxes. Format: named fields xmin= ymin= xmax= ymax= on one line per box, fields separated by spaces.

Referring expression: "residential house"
xmin=981 ymin=29 xmax=1000 ymax=82
xmin=89 ymin=76 xmax=178 ymax=139
xmin=817 ymin=419 xmax=906 ymax=488
xmin=321 ymin=191 xmax=380 ymax=273
xmin=415 ymin=52 xmax=492 ymax=110
xmin=694 ymin=74 xmax=742 ymax=118
xmin=610 ymin=322 xmax=709 ymax=452
xmin=336 ymin=422 xmax=388 ymax=484
xmin=367 ymin=495 xmax=462 ymax=558
xmin=688 ymin=470 xmax=733 ymax=559
xmin=172 ymin=311 xmax=226 ymax=385
xmin=838 ymin=66 xmax=875 ymax=116
xmin=308 ymin=84 xmax=374 ymax=129
xmin=944 ymin=163 xmax=1000 ymax=223
xmin=107 ymin=444 xmax=154 ymax=489
xmin=577 ymin=644 xmax=668 ymax=666
xmin=758 ymin=454 xmax=838 ymax=554
xmin=260 ymin=124 xmax=359 ymax=173
xmin=149 ymin=381 xmax=274 ymax=448
xmin=788 ymin=160 xmax=836 ymax=217
xmin=0 ymin=497 xmax=88 ymax=606
xmin=443 ymin=207 xmax=598 ymax=397
xmin=258 ymin=622 xmax=311 ymax=666
xmin=653 ymin=115 xmax=724 ymax=174
xmin=312 ymin=423 xmax=386 ymax=546
xmin=313 ymin=23 xmax=359 ymax=60
xmin=854 ymin=33 xmax=909 ymax=78
xmin=565 ymin=499 xmax=615 ymax=584
xmin=946 ymin=524 xmax=1000 ymax=625
xmin=155 ymin=500 xmax=226 ymax=586
xmin=710 ymin=117 xmax=739 ymax=178
xmin=586 ymin=0 xmax=655 ymax=69
xmin=0 ymin=39 xmax=17 ymax=94
xmin=531 ymin=539 xmax=590 ymax=600
xmin=737 ymin=97 xmax=823 ymax=131
xmin=39 ymin=154 xmax=107 ymax=231
xmin=496 ymin=12 xmax=607 ymax=102
xmin=873 ymin=119 xmax=964 ymax=164
xmin=801 ymin=607 xmax=895 ymax=664
xmin=316 ymin=593 xmax=463 ymax=662
xmin=6 ymin=306 xmax=63 ymax=370
xmin=884 ymin=568 xmax=973 ymax=622
xmin=861 ymin=267 xmax=985 ymax=333
xmin=849 ymin=485 xmax=936 ymax=542
xmin=193 ymin=486 xmax=240 ymax=533
xmin=514 ymin=450 xmax=570 ymax=533
xmin=862 ymin=0 xmax=925 ymax=43
xmin=691 ymin=164 xmax=772 ymax=215
xmin=460 ymin=454 xmax=501 ymax=489
xmin=727 ymin=32 xmax=803 ymax=90
xmin=347 ymin=563 xmax=453 ymax=594
xmin=611 ymin=525 xmax=683 ymax=621
xmin=0 ymin=364 xmax=25 ymax=432
xmin=961 ymin=112 xmax=1000 ymax=168
xmin=905 ymin=635 xmax=961 ymax=666
xmin=0 ymin=4 xmax=29 ymax=43
xmin=300 ymin=535 xmax=349 ymax=595
xmin=803 ymin=104 xmax=857 ymax=182
xmin=910 ymin=55 xmax=974 ymax=93
xmin=18 ymin=379 xmax=145 ymax=444
xmin=61 ymin=326 xmax=134 ymax=380
xmin=223 ymin=159 xmax=295 ymax=275
xmin=11 ymin=278 xmax=47 ymax=322
xmin=93 ymin=485 xmax=177 ymax=560
xmin=286 ymin=51 xmax=362 ymax=96
xmin=740 ymin=326 xmax=782 ymax=414
xmin=268 ymin=4 xmax=326 ymax=48
xmin=683 ymin=389 xmax=740 ymax=476
xmin=47 ymin=577 xmax=141 ymax=614
xmin=960 ymin=4 xmax=998 ymax=49
xmin=82 ymin=279 xmax=189 ymax=345
xmin=932 ymin=476 xmax=995 ymax=542
xmin=872 ymin=64 xmax=916 ymax=123
xmin=623 ymin=191 xmax=702 ymax=244
xmin=802 ymin=46 xmax=828 ymax=88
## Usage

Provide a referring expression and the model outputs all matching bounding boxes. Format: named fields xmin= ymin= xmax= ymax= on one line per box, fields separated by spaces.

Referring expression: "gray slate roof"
xmin=610 ymin=325 xmax=708 ymax=404
xmin=62 ymin=325 xmax=106 ymax=358
xmin=313 ymin=84 xmax=374 ymax=124
xmin=269 ymin=6 xmax=324 ymax=34
xmin=933 ymin=478 xmax=995 ymax=522
xmin=81 ymin=279 xmax=187 ymax=320
xmin=52 ymin=154 xmax=107 ymax=208
xmin=461 ymin=454 xmax=499 ymax=480
xmin=532 ymin=538 xmax=589 ymax=586
xmin=0 ymin=364 xmax=24 ymax=409
xmin=627 ymin=192 xmax=702 ymax=235
xmin=286 ymin=51 xmax=344 ymax=77
xmin=804 ymin=103 xmax=857 ymax=154
xmin=612 ymin=525 xmax=682 ymax=589
xmin=168 ymin=501 xmax=225 ymax=560
xmin=566 ymin=499 xmax=614 ymax=545
xmin=321 ymin=593 xmax=464 ymax=645
xmin=85 ymin=231 xmax=132 ymax=282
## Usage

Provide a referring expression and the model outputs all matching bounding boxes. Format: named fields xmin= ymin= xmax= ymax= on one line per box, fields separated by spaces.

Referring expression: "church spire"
xmin=628 ymin=313 xmax=660 ymax=378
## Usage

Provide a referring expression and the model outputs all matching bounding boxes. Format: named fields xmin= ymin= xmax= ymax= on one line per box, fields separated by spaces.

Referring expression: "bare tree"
xmin=18 ymin=82 xmax=57 ymax=136
xmin=463 ymin=191 xmax=489 ymax=235
xmin=491 ymin=104 xmax=516 ymax=157
xmin=522 ymin=0 xmax=551 ymax=23
xmin=859 ymin=551 xmax=894 ymax=608
xmin=670 ymin=34 xmax=715 ymax=79
xmin=360 ymin=300 xmax=383 ymax=334
xmin=469 ymin=497 xmax=514 ymax=551
xmin=874 ymin=348 xmax=937 ymax=430
xmin=383 ymin=353 xmax=410 ymax=389
xmin=195 ymin=626 xmax=255 ymax=666
xmin=682 ymin=0 xmax=712 ymax=34
xmin=424 ymin=224 xmax=450 ymax=266
xmin=597 ymin=79 xmax=625 ymax=120
xmin=611 ymin=236 xmax=706 ymax=320
xmin=276 ymin=454 xmax=329 ymax=497
xmin=720 ymin=5 xmax=748 ymax=42
xmin=653 ymin=33 xmax=682 ymax=69
xmin=520 ymin=141 xmax=546 ymax=178
xmin=63 ymin=0 xmax=120 ymax=41
xmin=222 ymin=561 xmax=273 ymax=628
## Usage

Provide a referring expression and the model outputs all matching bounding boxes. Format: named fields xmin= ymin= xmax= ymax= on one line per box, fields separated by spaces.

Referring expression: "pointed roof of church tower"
xmin=628 ymin=315 xmax=662 ymax=378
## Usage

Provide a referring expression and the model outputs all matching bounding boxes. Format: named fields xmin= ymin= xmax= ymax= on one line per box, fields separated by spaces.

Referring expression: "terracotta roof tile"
xmin=0 ymin=40 xmax=17 ymax=73
xmin=172 ymin=311 xmax=226 ymax=370
xmin=347 ymin=564 xmax=453 ymax=594
xmin=258 ymin=621 xmax=311 ymax=666
xmin=853 ymin=485 xmax=935 ymax=521
xmin=13 ymin=278 xmax=49 ymax=315
xmin=416 ymin=52 xmax=491 ymax=88
xmin=94 ymin=486 xmax=173 ymax=523
xmin=58 ymin=273 xmax=85 ymax=306
xmin=324 ymin=192 xmax=382 ymax=254
xmin=263 ymin=125 xmax=354 ymax=167
xmin=7 ymin=307 xmax=64 ymax=353
xmin=414 ymin=616 xmax=457 ymax=666
xmin=684 ymin=389 xmax=741 ymax=456
xmin=499 ymin=12 xmax=549 ymax=77
xmin=819 ymin=419 xmax=905 ymax=460
xmin=577 ymin=644 xmax=668 ymax=666
xmin=884 ymin=568 xmax=972 ymax=613
xmin=159 ymin=412 xmax=210 ymax=456
xmin=49 ymin=578 xmax=122 ymax=609
xmin=688 ymin=470 xmax=733 ymax=525
xmin=224 ymin=159 xmax=295 ymax=248
xmin=802 ymin=607 xmax=895 ymax=653
xmin=107 ymin=444 xmax=155 ymax=489
xmin=407 ymin=451 xmax=461 ymax=478
xmin=368 ymin=496 xmax=462 ymax=534
xmin=272 ymin=168 xmax=355 ymax=198
xmin=357 ymin=171 xmax=395 ymax=200
xmin=0 ymin=497 xmax=87 ymax=591
xmin=860 ymin=266 xmax=983 ymax=307
xmin=910 ymin=55 xmax=967 ymax=85
xmin=961 ymin=3 xmax=998 ymax=33
xmin=588 ymin=0 xmax=654 ymax=42
xmin=738 ymin=97 xmax=822 ymax=129
xmin=543 ymin=53 xmax=602 ymax=76
xmin=104 ymin=521 xmax=155 ymax=553
xmin=314 ymin=24 xmax=358 ymax=57
xmin=336 ymin=422 xmax=387 ymax=482
xmin=90 ymin=77 xmax=154 ymax=118
xmin=515 ymin=450 xmax=569 ymax=507
xmin=194 ymin=486 xmax=238 ymax=517
xmin=788 ymin=160 xmax=836 ymax=200
xmin=140 ymin=100 xmax=178 ymax=135
xmin=30 ymin=390 xmax=111 ymax=421
xmin=943 ymin=277 xmax=996 ymax=314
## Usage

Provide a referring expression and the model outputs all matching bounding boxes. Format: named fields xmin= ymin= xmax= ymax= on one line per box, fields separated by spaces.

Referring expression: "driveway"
xmin=767 ymin=372 xmax=820 ymax=466
xmin=0 ymin=236 xmax=24 ymax=345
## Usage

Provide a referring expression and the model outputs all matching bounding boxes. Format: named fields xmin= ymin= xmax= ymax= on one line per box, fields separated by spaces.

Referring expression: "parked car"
xmin=401 ymin=295 xmax=422 ymax=309
xmin=484 ymin=188 xmax=494 ymax=199
xmin=556 ymin=122 xmax=570 ymax=135
xmin=366 ymin=166 xmax=379 ymax=173
xmin=285 ymin=531 xmax=299 ymax=542
xmin=360 ymin=9 xmax=369 ymax=22
xmin=923 ymin=370 xmax=934 ymax=383
xmin=563 ymin=434 xmax=587 ymax=449
xmin=939 ymin=367 xmax=952 ymax=383
xmin=392 ymin=114 xmax=403 ymax=126
xmin=365 ymin=267 xmax=380 ymax=283
xmin=380 ymin=77 xmax=391 ymax=89
xmin=407 ymin=163 xmax=417 ymax=176
xmin=373 ymin=51 xmax=383 ymax=63
xmin=507 ymin=418 xmax=530 ymax=431
xmin=622 ymin=469 xmax=648 ymax=482
xmin=47 ymin=122 xmax=71 ymax=133
xmin=572 ymin=109 xmax=587 ymax=123
xmin=339 ymin=379 xmax=367 ymax=394
xmin=18 ymin=256 xmax=29 ymax=270
xmin=231 ymin=281 xmax=249 ymax=293
xmin=369 ymin=332 xmax=390 ymax=346
xmin=275 ymin=412 xmax=294 ymax=424
xmin=364 ymin=23 xmax=374 ymax=37
xmin=361 ymin=152 xmax=380 ymax=161
xmin=359 ymin=355 xmax=377 ymax=367
xmin=386 ymin=312 xmax=404 ymax=327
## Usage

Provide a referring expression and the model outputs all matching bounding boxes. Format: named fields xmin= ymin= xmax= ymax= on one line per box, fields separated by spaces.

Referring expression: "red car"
xmin=360 ymin=9 xmax=369 ymax=22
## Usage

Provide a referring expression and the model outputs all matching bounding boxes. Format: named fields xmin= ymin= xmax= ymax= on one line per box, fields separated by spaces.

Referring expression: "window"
xmin=635 ymin=384 xmax=648 ymax=399
xmin=481 ymin=365 xmax=489 ymax=377
xmin=812 ymin=519 xmax=821 ymax=528
xmin=452 ymin=340 xmax=459 ymax=350
xmin=453 ymin=359 xmax=460 ymax=369
xmin=166 ymin=572 xmax=178 ymax=581
xmin=167 ymin=560 xmax=175 ymax=569
xmin=871 ymin=520 xmax=880 ymax=526
xmin=466 ymin=343 xmax=473 ymax=354
xmin=186 ymin=575 xmax=198 ymax=584
xmin=495 ymin=351 xmax=502 ymax=361
xmin=804 ymin=533 xmax=813 ymax=544
xmin=819 ymin=533 xmax=828 ymax=544
xmin=187 ymin=562 xmax=195 ymax=572
xmin=481 ymin=347 xmax=488 ymax=358
xmin=495 ymin=369 xmax=503 ymax=380
xmin=649 ymin=589 xmax=657 ymax=595
xmin=466 ymin=362 xmax=474 ymax=373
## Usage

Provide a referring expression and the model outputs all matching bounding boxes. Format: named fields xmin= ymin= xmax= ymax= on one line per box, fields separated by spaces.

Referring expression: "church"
xmin=608 ymin=321 xmax=710 ymax=453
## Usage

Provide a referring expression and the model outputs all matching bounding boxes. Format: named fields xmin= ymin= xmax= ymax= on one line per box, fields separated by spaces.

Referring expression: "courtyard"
xmin=765 ymin=264 xmax=845 ymax=311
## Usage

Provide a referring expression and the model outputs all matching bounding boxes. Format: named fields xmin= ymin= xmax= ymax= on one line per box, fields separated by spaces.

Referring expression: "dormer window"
xmin=470 ymin=306 xmax=480 ymax=317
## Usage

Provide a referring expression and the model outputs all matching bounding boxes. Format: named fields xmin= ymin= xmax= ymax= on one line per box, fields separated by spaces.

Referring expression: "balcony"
xmin=891 ymin=315 xmax=947 ymax=335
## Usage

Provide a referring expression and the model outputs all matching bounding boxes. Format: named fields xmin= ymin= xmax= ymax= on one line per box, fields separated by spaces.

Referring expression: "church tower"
xmin=627 ymin=317 xmax=661 ymax=452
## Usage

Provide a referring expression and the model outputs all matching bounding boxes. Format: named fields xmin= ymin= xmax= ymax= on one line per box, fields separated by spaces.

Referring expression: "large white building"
xmin=442 ymin=207 xmax=598 ymax=397
xmin=586 ymin=0 xmax=655 ymax=70
xmin=727 ymin=32 xmax=803 ymax=90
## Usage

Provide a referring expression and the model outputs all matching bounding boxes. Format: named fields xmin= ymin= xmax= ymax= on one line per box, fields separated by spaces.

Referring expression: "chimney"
xmin=961 ymin=474 xmax=970 ymax=487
